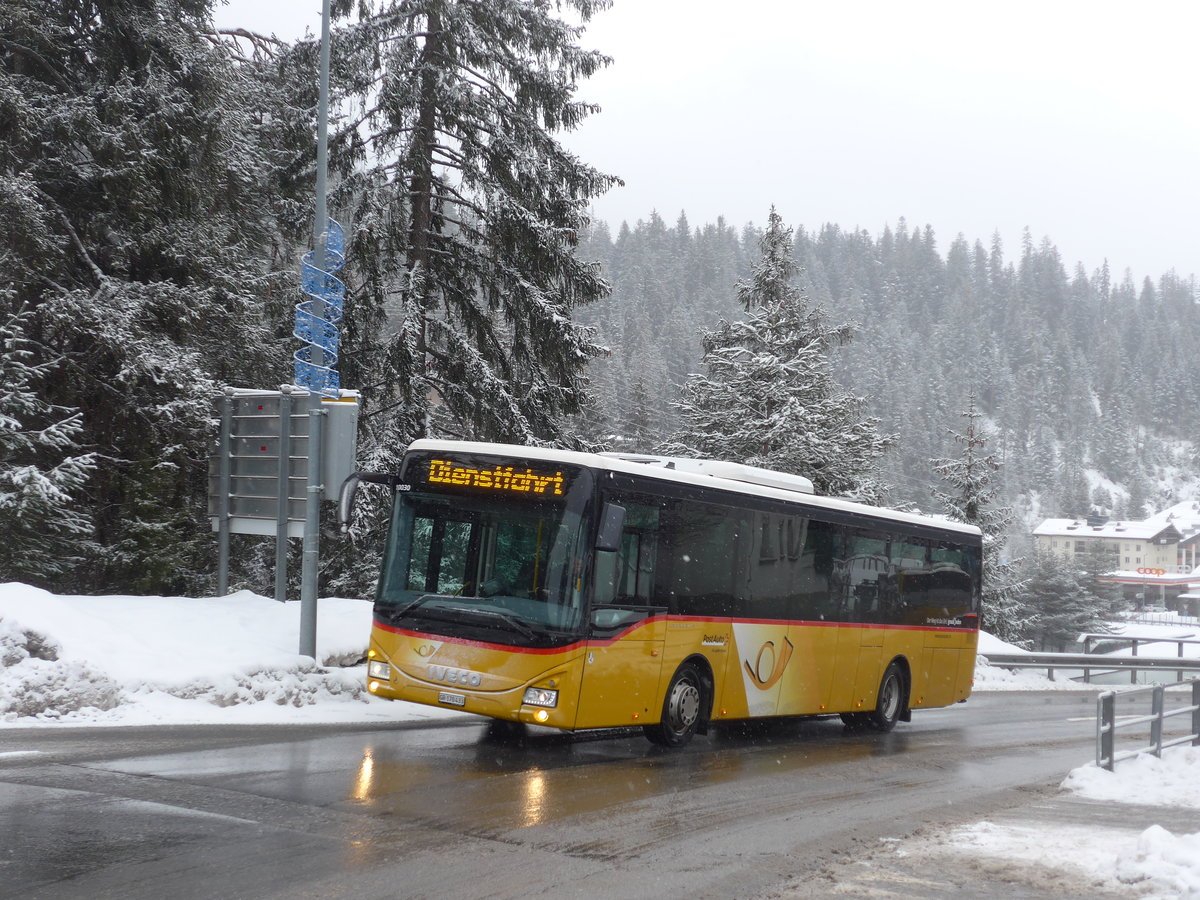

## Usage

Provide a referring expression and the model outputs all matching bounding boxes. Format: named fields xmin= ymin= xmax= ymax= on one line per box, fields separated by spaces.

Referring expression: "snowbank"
xmin=973 ymin=630 xmax=1108 ymax=692
xmin=959 ymin=750 xmax=1200 ymax=898
xmin=1056 ymin=750 xmax=1200 ymax=897
xmin=971 ymin=660 xmax=1107 ymax=692
xmin=977 ymin=632 xmax=1029 ymax=655
xmin=1064 ymin=747 xmax=1200 ymax=809
xmin=882 ymin=749 xmax=1200 ymax=898
xmin=938 ymin=816 xmax=1200 ymax=899
xmin=0 ymin=583 xmax=463 ymax=726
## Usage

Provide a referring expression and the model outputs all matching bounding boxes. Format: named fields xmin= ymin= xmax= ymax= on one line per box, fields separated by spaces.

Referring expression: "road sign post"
xmin=209 ymin=389 xmax=358 ymax=609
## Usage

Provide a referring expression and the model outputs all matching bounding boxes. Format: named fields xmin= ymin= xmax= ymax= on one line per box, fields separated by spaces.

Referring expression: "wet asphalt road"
xmin=0 ymin=693 xmax=1125 ymax=899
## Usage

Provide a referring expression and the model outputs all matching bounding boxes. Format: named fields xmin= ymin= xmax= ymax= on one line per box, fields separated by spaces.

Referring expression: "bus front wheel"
xmin=644 ymin=662 xmax=704 ymax=747
xmin=841 ymin=661 xmax=904 ymax=733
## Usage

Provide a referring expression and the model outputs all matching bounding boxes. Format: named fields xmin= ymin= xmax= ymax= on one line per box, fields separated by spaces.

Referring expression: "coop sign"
xmin=426 ymin=458 xmax=565 ymax=497
xmin=1136 ymin=567 xmax=1167 ymax=576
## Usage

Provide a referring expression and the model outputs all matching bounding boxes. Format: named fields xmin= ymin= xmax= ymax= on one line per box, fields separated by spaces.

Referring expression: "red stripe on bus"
xmin=656 ymin=614 xmax=978 ymax=633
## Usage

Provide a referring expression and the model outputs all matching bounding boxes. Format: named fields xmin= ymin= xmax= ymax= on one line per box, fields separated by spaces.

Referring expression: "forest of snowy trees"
xmin=1 ymin=0 xmax=616 ymax=598
xmin=2 ymin=0 xmax=1197 ymax=647
xmin=575 ymin=214 xmax=1200 ymax=543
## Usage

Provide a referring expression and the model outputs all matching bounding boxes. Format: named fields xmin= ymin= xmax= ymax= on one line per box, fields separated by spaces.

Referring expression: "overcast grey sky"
xmin=215 ymin=0 xmax=1200 ymax=281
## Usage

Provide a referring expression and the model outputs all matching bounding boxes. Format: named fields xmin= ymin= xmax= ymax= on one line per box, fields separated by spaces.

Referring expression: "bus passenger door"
xmin=575 ymin=502 xmax=666 ymax=729
xmin=827 ymin=530 xmax=889 ymax=713
xmin=575 ymin=619 xmax=665 ymax=728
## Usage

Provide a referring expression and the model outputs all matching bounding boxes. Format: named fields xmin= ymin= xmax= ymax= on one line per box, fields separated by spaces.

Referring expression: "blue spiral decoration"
xmin=294 ymin=218 xmax=346 ymax=397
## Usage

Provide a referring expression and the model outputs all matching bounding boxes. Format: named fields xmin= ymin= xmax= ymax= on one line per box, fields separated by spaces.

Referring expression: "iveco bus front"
xmin=349 ymin=443 xmax=608 ymax=730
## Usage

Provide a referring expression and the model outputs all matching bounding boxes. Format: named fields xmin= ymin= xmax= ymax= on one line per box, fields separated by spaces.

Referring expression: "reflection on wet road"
xmin=339 ymin=719 xmax=894 ymax=831
xmin=0 ymin=694 xmax=1102 ymax=899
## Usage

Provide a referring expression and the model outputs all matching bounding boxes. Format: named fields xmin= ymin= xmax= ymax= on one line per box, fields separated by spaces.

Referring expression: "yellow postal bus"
xmin=345 ymin=440 xmax=981 ymax=746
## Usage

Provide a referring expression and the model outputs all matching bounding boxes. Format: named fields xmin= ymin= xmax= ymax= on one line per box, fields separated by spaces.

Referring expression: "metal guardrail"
xmin=1123 ymin=613 xmax=1200 ymax=628
xmin=1096 ymin=680 xmax=1200 ymax=770
xmin=1079 ymin=632 xmax=1200 ymax=657
xmin=983 ymin=651 xmax=1200 ymax=684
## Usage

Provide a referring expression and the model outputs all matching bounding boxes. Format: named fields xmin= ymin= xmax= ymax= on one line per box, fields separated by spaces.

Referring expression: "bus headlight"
xmin=522 ymin=687 xmax=558 ymax=708
xmin=368 ymin=661 xmax=392 ymax=680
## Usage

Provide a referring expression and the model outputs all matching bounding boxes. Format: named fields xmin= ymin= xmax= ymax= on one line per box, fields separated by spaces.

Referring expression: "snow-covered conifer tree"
xmin=1 ymin=0 xmax=307 ymax=593
xmin=932 ymin=398 xmax=1032 ymax=645
xmin=0 ymin=305 xmax=96 ymax=583
xmin=664 ymin=208 xmax=891 ymax=500
xmin=333 ymin=0 xmax=619 ymax=450
xmin=1023 ymin=549 xmax=1111 ymax=652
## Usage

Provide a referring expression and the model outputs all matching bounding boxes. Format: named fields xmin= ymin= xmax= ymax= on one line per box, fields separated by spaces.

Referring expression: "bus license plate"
xmin=438 ymin=692 xmax=466 ymax=707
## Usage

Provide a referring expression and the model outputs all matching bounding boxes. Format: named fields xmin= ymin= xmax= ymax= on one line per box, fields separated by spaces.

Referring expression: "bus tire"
xmin=841 ymin=662 xmax=905 ymax=732
xmin=867 ymin=661 xmax=905 ymax=732
xmin=644 ymin=661 xmax=705 ymax=747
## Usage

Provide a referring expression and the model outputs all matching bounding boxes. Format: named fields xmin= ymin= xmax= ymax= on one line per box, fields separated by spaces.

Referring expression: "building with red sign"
xmin=1032 ymin=501 xmax=1200 ymax=613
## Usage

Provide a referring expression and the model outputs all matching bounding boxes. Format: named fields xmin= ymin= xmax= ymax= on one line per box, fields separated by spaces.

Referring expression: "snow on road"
xmin=1 ymin=582 xmax=1198 ymax=896
xmin=898 ymin=815 xmax=1200 ymax=899
xmin=859 ymin=750 xmax=1200 ymax=900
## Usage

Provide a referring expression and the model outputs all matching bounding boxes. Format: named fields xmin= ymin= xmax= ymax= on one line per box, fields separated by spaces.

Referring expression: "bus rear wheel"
xmin=644 ymin=662 xmax=704 ymax=747
xmin=841 ymin=662 xmax=904 ymax=733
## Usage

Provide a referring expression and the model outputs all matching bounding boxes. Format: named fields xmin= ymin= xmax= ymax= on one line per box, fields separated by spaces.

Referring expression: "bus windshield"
xmin=375 ymin=457 xmax=594 ymax=644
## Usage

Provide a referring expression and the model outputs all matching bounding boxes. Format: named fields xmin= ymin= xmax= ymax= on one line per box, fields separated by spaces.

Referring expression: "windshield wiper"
xmin=451 ymin=607 xmax=541 ymax=640
xmin=385 ymin=597 xmax=549 ymax=641
xmin=386 ymin=593 xmax=454 ymax=622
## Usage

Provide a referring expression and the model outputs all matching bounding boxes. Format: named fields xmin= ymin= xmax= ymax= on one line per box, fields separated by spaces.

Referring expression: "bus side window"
xmin=931 ymin=542 xmax=977 ymax=615
xmin=890 ymin=537 xmax=930 ymax=624
xmin=789 ymin=518 xmax=837 ymax=620
xmin=671 ymin=499 xmax=748 ymax=617
xmin=593 ymin=501 xmax=660 ymax=605
xmin=843 ymin=530 xmax=889 ymax=622
xmin=593 ymin=546 xmax=619 ymax=605
xmin=626 ymin=530 xmax=656 ymax=598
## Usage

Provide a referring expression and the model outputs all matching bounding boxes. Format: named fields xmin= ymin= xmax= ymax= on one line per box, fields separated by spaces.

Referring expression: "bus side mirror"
xmin=337 ymin=472 xmax=395 ymax=533
xmin=595 ymin=503 xmax=626 ymax=552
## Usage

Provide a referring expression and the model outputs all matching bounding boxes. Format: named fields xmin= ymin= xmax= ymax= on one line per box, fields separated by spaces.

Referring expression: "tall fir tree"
xmin=320 ymin=0 xmax=618 ymax=595
xmin=334 ymin=0 xmax=618 ymax=451
xmin=664 ymin=208 xmax=891 ymax=500
xmin=931 ymin=397 xmax=1031 ymax=646
xmin=0 ymin=0 xmax=309 ymax=593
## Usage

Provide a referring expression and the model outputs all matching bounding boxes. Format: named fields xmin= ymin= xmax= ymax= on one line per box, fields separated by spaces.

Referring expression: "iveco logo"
xmin=428 ymin=665 xmax=483 ymax=687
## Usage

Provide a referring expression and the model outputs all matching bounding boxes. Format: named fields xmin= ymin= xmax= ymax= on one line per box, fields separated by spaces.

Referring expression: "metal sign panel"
xmin=209 ymin=388 xmax=359 ymax=538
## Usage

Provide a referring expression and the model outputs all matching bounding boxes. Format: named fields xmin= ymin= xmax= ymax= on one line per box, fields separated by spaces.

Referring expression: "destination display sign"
xmin=424 ymin=457 xmax=569 ymax=498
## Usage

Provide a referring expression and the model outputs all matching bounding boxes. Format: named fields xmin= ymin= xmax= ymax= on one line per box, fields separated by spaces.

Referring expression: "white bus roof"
xmin=404 ymin=439 xmax=982 ymax=539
